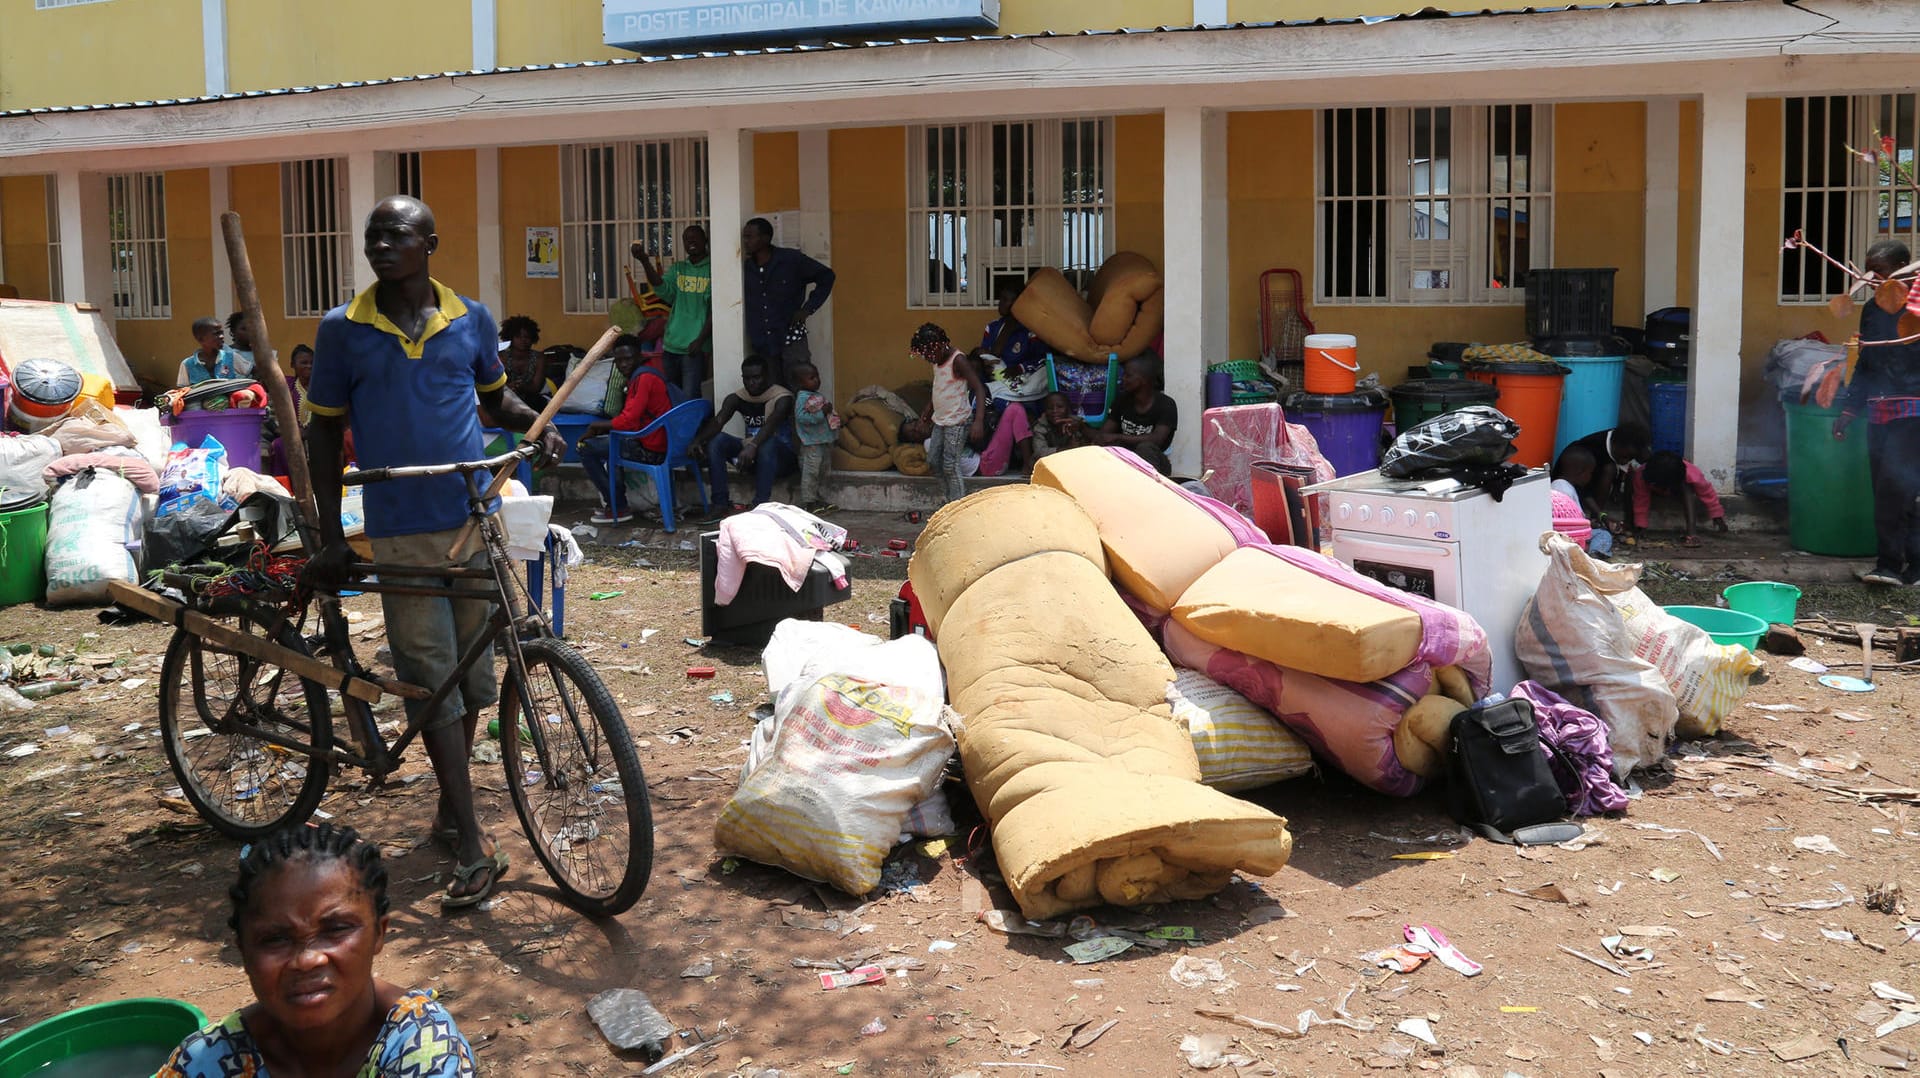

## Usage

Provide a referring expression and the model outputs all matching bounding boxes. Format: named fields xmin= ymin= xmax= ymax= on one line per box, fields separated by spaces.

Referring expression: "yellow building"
xmin=1 ymin=0 xmax=1916 ymax=481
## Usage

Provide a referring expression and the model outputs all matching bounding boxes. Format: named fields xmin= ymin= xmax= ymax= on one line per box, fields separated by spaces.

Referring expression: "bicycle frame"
xmin=250 ymin=444 xmax=563 ymax=783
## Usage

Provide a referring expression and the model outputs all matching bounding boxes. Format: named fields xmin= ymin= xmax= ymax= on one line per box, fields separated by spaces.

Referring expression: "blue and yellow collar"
xmin=345 ymin=278 xmax=469 ymax=359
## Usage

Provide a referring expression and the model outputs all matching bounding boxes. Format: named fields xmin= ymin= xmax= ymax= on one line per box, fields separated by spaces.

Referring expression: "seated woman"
xmin=1093 ymin=355 xmax=1178 ymax=475
xmin=499 ymin=314 xmax=555 ymax=410
xmin=159 ymin=823 xmax=477 ymax=1078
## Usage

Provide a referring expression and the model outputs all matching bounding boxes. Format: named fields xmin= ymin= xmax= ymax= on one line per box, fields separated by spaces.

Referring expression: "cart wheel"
xmin=499 ymin=637 xmax=651 ymax=917
xmin=158 ymin=601 xmax=334 ymax=839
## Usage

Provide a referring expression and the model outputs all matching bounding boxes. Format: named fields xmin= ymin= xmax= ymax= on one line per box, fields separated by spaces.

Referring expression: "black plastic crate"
xmin=1524 ymin=268 xmax=1617 ymax=341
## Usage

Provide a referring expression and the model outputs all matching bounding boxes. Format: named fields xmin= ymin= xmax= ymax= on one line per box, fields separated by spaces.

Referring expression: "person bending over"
xmin=690 ymin=354 xmax=797 ymax=520
xmin=158 ymin=822 xmax=477 ymax=1077
xmin=1630 ymin=450 xmax=1728 ymax=548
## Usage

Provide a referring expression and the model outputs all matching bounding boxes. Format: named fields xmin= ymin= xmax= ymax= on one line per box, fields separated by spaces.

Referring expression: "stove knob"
xmin=1337 ymin=502 xmax=1353 ymax=522
xmin=1402 ymin=510 xmax=1418 ymax=528
xmin=1356 ymin=505 xmax=1372 ymax=523
xmin=1425 ymin=511 xmax=1440 ymax=531
xmin=1378 ymin=504 xmax=1396 ymax=525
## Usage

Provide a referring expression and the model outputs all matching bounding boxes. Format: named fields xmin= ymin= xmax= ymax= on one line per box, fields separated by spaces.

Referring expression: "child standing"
xmin=912 ymin=323 xmax=986 ymax=507
xmin=1630 ymin=450 xmax=1728 ymax=548
xmin=790 ymin=361 xmax=839 ymax=514
xmin=1834 ymin=239 xmax=1920 ymax=587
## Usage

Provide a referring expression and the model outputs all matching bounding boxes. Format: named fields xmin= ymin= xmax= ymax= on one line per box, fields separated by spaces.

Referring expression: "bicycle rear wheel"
xmin=499 ymin=637 xmax=652 ymax=917
xmin=158 ymin=602 xmax=334 ymax=839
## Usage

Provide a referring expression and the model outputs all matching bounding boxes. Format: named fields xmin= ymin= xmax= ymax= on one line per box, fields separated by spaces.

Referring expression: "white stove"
xmin=1302 ymin=469 xmax=1551 ymax=692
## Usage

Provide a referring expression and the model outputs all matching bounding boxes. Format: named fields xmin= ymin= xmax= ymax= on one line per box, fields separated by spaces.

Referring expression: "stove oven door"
xmin=1330 ymin=531 xmax=1462 ymax=608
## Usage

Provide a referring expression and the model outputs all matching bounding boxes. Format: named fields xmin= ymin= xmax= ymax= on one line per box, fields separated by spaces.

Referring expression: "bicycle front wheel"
xmin=157 ymin=602 xmax=334 ymax=839
xmin=499 ymin=637 xmax=652 ymax=917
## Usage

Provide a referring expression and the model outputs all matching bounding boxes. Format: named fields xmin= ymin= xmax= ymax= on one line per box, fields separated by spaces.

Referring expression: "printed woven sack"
xmin=716 ymin=673 xmax=952 ymax=895
xmin=1166 ymin=668 xmax=1313 ymax=792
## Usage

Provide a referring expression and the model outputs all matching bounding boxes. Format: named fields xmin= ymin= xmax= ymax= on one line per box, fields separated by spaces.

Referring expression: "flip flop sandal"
xmin=441 ymin=849 xmax=509 ymax=910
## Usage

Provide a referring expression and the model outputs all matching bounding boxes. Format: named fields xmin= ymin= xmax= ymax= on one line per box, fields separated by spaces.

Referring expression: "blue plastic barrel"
xmin=1649 ymin=379 xmax=1688 ymax=455
xmin=1550 ymin=354 xmax=1626 ymax=461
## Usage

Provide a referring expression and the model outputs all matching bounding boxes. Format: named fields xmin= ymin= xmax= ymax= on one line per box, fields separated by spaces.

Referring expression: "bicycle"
xmin=127 ymin=442 xmax=652 ymax=917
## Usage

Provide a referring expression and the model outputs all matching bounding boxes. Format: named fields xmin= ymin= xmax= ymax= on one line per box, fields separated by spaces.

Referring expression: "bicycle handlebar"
xmin=341 ymin=442 xmax=540 ymax=488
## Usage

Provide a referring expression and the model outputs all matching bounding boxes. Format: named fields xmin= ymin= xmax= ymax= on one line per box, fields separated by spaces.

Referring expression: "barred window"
xmin=1317 ymin=104 xmax=1552 ymax=305
xmin=560 ymin=139 xmax=709 ymax=315
xmin=281 ymin=158 xmax=353 ymax=318
xmin=1781 ymin=94 xmax=1919 ymax=302
xmin=397 ymin=152 xmax=423 ymax=200
xmin=106 ymin=172 xmax=170 ymax=320
xmin=908 ymin=118 xmax=1115 ymax=308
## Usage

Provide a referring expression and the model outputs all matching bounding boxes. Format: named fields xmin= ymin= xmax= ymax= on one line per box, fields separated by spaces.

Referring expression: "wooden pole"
xmin=220 ymin=212 xmax=321 ymax=553
xmin=447 ymin=324 xmax=621 ymax=560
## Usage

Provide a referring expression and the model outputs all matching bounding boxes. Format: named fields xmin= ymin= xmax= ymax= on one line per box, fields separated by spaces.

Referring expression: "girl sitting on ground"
xmin=159 ymin=822 xmax=477 ymax=1078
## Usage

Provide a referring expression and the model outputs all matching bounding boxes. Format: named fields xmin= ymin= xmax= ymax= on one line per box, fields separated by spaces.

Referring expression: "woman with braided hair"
xmin=159 ymin=822 xmax=477 ymax=1077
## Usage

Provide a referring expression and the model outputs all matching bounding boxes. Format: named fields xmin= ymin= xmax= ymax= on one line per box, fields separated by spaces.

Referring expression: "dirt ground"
xmin=1 ymin=530 xmax=1918 ymax=1077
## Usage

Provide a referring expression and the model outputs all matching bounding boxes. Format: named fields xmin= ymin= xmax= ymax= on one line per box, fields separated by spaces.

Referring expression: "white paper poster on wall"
xmin=525 ymin=227 xmax=559 ymax=279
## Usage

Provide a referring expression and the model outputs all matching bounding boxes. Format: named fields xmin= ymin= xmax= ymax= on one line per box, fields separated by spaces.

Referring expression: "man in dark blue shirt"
xmin=1834 ymin=239 xmax=1920 ymax=586
xmin=741 ymin=216 xmax=834 ymax=384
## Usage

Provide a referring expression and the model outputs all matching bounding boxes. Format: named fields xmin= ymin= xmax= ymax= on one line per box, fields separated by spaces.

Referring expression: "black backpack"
xmin=1445 ymin=698 xmax=1571 ymax=844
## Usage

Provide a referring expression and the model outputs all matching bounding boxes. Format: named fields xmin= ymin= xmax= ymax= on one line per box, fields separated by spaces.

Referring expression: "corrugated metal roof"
xmin=0 ymin=1 xmax=1741 ymax=118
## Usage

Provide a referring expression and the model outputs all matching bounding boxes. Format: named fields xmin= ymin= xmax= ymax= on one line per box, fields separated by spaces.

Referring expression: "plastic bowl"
xmin=1722 ymin=581 xmax=1801 ymax=627
xmin=0 ymin=998 xmax=206 ymax=1078
xmin=1664 ymin=605 xmax=1767 ymax=650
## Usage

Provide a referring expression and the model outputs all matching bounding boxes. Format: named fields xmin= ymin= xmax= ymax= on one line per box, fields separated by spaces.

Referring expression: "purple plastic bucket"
xmin=166 ymin=408 xmax=266 ymax=471
xmin=1283 ymin=391 xmax=1387 ymax=477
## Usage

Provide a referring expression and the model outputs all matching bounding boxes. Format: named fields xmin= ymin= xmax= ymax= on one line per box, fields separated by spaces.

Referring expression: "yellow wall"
xmin=421 ymin=150 xmax=480 ymax=301
xmin=113 ymin=169 xmax=216 ymax=385
xmin=1553 ymin=102 xmax=1645 ymax=331
xmin=0 ymin=0 xmax=203 ymax=110
xmin=999 ymin=0 xmax=1191 ymax=34
xmin=1226 ymin=0 xmax=1445 ymax=19
xmin=829 ymin=127 xmax=925 ymax=395
xmin=1115 ymin=113 xmax=1165 ymax=270
xmin=226 ymin=1 xmax=469 ymax=93
xmin=0 ymin=176 xmax=53 ymax=301
xmin=495 ymin=0 xmax=631 ymax=68
xmin=754 ymin=133 xmax=801 ymax=215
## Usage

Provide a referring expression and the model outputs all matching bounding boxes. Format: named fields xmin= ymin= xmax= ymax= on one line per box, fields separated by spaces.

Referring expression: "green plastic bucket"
xmin=0 ymin=997 xmax=206 ymax=1078
xmin=1783 ymin=398 xmax=1876 ymax=556
xmin=0 ymin=496 xmax=48 ymax=607
xmin=1722 ymin=581 xmax=1802 ymax=626
xmin=1390 ymin=378 xmax=1500 ymax=431
xmin=1664 ymin=605 xmax=1767 ymax=650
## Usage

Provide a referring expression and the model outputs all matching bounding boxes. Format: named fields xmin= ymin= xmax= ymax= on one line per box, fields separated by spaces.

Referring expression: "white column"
xmin=202 ymin=0 xmax=228 ymax=96
xmin=210 ymin=166 xmax=233 ymax=312
xmin=1163 ymin=106 xmax=1228 ymax=477
xmin=1192 ymin=0 xmax=1227 ymax=25
xmin=55 ymin=169 xmax=113 ymax=328
xmin=470 ymin=0 xmax=497 ymax=71
xmin=1643 ymin=97 xmax=1680 ymax=315
xmin=346 ymin=151 xmax=380 ymax=293
xmin=1691 ymin=88 xmax=1746 ymax=490
xmin=474 ymin=148 xmax=503 ymax=315
xmin=708 ymin=127 xmax=754 ymax=411
xmin=796 ymin=128 xmax=834 ymax=404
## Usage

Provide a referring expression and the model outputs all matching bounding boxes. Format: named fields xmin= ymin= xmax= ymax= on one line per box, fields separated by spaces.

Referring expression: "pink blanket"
xmin=713 ymin=505 xmax=848 ymax=606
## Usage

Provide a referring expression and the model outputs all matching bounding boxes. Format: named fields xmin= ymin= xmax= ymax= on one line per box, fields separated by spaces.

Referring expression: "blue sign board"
xmin=603 ymin=0 xmax=1000 ymax=49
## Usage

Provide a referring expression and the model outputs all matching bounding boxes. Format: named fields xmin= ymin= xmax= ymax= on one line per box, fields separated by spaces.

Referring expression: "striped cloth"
xmin=1869 ymin=396 xmax=1920 ymax=424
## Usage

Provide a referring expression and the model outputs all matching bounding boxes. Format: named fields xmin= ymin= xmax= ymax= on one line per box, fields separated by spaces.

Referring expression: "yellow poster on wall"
xmin=526 ymin=227 xmax=559 ymax=279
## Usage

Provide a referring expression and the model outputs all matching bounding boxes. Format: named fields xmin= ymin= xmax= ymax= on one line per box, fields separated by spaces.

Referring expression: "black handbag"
xmin=1445 ymin=698 xmax=1570 ymax=844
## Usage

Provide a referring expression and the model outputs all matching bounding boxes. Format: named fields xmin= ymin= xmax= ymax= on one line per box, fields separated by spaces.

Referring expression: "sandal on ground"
xmin=441 ymin=849 xmax=509 ymax=910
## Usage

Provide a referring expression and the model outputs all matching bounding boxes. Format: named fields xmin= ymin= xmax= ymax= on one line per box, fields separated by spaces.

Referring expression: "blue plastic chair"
xmin=607 ymin=398 xmax=712 ymax=533
xmin=1046 ymin=352 xmax=1121 ymax=426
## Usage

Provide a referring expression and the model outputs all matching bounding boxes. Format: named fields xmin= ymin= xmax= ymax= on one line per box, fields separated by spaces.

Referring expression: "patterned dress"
xmin=157 ymin=988 xmax=475 ymax=1078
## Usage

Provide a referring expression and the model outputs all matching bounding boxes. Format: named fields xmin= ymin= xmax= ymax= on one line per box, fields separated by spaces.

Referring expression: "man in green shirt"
xmin=633 ymin=225 xmax=712 ymax=402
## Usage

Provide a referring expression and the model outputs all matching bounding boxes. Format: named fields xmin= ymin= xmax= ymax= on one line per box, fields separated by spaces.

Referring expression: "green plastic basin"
xmin=0 ymin=998 xmax=206 ymax=1078
xmin=1664 ymin=605 xmax=1767 ymax=650
xmin=1722 ymin=581 xmax=1802 ymax=627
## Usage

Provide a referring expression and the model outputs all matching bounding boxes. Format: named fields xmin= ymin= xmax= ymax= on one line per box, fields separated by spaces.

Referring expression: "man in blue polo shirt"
xmin=306 ymin=195 xmax=563 ymax=910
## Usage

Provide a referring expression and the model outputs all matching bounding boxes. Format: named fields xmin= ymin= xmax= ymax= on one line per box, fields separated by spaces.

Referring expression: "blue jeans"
xmin=664 ymin=350 xmax=708 ymax=402
xmin=579 ymin=434 xmax=664 ymax=515
xmin=707 ymin=431 xmax=796 ymax=507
